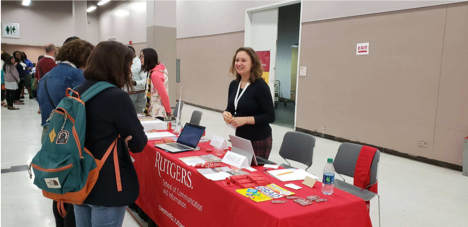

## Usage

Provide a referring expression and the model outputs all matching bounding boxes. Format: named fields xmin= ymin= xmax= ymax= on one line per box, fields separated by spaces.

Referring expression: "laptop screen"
xmin=177 ymin=123 xmax=205 ymax=148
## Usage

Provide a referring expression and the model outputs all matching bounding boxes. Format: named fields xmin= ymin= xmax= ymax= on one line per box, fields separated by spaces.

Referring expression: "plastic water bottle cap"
xmin=327 ymin=158 xmax=333 ymax=163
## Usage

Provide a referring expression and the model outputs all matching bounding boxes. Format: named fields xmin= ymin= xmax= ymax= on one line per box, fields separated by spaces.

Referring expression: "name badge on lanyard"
xmin=234 ymin=82 xmax=250 ymax=116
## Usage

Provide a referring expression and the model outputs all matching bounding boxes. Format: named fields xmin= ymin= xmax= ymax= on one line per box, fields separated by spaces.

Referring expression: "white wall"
xmin=176 ymin=0 xmax=282 ymax=39
xmin=276 ymin=4 xmax=300 ymax=99
xmin=98 ymin=1 xmax=146 ymax=44
xmin=301 ymin=0 xmax=460 ymax=22
xmin=1 ymin=1 xmax=74 ymax=46
xmin=86 ymin=7 xmax=100 ymax=45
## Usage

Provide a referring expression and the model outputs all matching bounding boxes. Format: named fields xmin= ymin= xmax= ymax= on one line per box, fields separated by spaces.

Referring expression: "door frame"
xmin=244 ymin=0 xmax=303 ymax=130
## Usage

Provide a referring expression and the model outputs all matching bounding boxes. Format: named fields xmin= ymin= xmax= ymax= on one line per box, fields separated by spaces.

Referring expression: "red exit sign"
xmin=356 ymin=43 xmax=369 ymax=55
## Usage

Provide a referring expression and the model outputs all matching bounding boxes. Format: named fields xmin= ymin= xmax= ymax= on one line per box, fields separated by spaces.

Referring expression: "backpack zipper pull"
xmin=61 ymin=114 xmax=68 ymax=131
xmin=27 ymin=163 xmax=33 ymax=179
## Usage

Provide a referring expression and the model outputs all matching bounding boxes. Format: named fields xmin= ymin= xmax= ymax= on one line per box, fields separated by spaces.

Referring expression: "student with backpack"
xmin=72 ymin=41 xmax=147 ymax=227
xmin=35 ymin=39 xmax=94 ymax=227
xmin=31 ymin=41 xmax=147 ymax=227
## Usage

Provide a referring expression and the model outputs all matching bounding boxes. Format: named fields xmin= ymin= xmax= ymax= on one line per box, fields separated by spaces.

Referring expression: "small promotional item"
xmin=235 ymin=179 xmax=253 ymax=184
xmin=271 ymin=200 xmax=287 ymax=204
xmin=294 ymin=198 xmax=313 ymax=206
xmin=286 ymin=196 xmax=300 ymax=200
xmin=222 ymin=178 xmax=234 ymax=187
xmin=206 ymin=149 xmax=212 ymax=152
xmin=306 ymin=195 xmax=328 ymax=203
xmin=194 ymin=162 xmax=222 ymax=168
xmin=238 ymin=183 xmax=258 ymax=188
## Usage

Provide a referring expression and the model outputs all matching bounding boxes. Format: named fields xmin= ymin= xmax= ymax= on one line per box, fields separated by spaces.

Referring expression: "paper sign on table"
xmin=210 ymin=135 xmax=229 ymax=149
xmin=243 ymin=167 xmax=257 ymax=172
xmin=284 ymin=183 xmax=302 ymax=190
xmin=222 ymin=151 xmax=249 ymax=168
xmin=302 ymin=176 xmax=317 ymax=188
xmin=263 ymin=164 xmax=279 ymax=169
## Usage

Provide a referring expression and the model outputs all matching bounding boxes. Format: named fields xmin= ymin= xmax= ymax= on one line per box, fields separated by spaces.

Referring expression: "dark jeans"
xmin=1 ymin=89 xmax=5 ymax=101
xmin=6 ymin=89 xmax=16 ymax=107
xmin=15 ymin=79 xmax=25 ymax=100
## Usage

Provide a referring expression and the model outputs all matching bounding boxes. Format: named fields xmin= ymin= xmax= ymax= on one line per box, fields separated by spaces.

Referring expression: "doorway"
xmin=245 ymin=2 xmax=301 ymax=129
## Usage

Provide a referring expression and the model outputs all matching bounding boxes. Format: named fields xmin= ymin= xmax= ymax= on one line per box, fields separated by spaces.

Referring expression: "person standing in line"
xmin=36 ymin=39 xmax=94 ymax=227
xmin=35 ymin=43 xmax=58 ymax=81
xmin=139 ymin=48 xmax=172 ymax=118
xmin=223 ymin=47 xmax=275 ymax=159
xmin=73 ymin=41 xmax=147 ymax=227
xmin=13 ymin=51 xmax=28 ymax=103
xmin=35 ymin=44 xmax=58 ymax=114
xmin=3 ymin=56 xmax=21 ymax=110
xmin=21 ymin=52 xmax=34 ymax=99
xmin=127 ymin=46 xmax=146 ymax=113
xmin=1 ymin=51 xmax=8 ymax=107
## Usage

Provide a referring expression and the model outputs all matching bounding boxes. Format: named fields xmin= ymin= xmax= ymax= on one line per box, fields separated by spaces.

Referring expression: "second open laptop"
xmin=229 ymin=135 xmax=276 ymax=166
xmin=155 ymin=123 xmax=206 ymax=153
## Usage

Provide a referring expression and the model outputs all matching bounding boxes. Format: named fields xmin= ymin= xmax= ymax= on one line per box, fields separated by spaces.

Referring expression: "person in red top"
xmin=35 ymin=43 xmax=57 ymax=114
xmin=35 ymin=43 xmax=57 ymax=80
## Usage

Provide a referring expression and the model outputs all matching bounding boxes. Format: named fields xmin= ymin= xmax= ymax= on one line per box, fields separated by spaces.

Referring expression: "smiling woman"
xmin=223 ymin=47 xmax=275 ymax=159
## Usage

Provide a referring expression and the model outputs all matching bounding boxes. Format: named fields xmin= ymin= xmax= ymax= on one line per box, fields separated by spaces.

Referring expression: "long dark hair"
xmin=3 ymin=55 xmax=15 ymax=72
xmin=140 ymin=48 xmax=159 ymax=72
xmin=229 ymin=47 xmax=263 ymax=84
xmin=84 ymin=41 xmax=134 ymax=91
xmin=12 ymin=51 xmax=23 ymax=63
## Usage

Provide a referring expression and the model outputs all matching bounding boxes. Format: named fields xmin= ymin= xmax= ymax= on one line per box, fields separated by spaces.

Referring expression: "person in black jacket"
xmin=223 ymin=47 xmax=275 ymax=159
xmin=73 ymin=41 xmax=147 ymax=227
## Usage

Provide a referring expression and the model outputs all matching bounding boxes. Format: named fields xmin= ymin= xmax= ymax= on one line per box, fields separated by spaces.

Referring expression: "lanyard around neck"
xmin=234 ymin=81 xmax=250 ymax=115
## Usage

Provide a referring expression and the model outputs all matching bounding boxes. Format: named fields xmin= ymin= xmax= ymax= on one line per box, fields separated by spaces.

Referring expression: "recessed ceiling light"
xmin=87 ymin=6 xmax=97 ymax=13
xmin=97 ymin=0 xmax=111 ymax=6
xmin=22 ymin=0 xmax=31 ymax=6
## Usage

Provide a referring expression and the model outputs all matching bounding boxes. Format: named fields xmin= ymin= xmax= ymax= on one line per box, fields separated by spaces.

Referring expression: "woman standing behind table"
xmin=139 ymin=48 xmax=172 ymax=119
xmin=3 ymin=56 xmax=21 ymax=110
xmin=72 ymin=41 xmax=147 ymax=227
xmin=223 ymin=47 xmax=275 ymax=159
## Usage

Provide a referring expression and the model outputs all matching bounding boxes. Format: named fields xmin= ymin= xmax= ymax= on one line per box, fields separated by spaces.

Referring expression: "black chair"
xmin=334 ymin=142 xmax=381 ymax=227
xmin=278 ymin=131 xmax=315 ymax=170
xmin=189 ymin=110 xmax=203 ymax=125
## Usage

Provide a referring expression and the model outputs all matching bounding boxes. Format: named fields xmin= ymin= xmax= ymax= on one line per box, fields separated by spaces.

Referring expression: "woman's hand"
xmin=166 ymin=112 xmax=173 ymax=117
xmin=223 ymin=111 xmax=233 ymax=124
xmin=124 ymin=135 xmax=132 ymax=149
xmin=230 ymin=117 xmax=248 ymax=128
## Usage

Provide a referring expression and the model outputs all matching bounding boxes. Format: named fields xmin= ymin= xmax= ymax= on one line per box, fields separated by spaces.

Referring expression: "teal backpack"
xmin=29 ymin=82 xmax=122 ymax=216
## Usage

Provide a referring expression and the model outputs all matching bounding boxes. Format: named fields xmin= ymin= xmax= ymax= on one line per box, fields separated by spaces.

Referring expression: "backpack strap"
xmin=100 ymin=135 xmax=123 ymax=192
xmin=57 ymin=201 xmax=67 ymax=218
xmin=79 ymin=81 xmax=116 ymax=103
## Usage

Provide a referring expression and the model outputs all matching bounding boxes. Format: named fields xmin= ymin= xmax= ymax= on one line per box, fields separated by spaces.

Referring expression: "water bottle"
xmin=322 ymin=158 xmax=335 ymax=195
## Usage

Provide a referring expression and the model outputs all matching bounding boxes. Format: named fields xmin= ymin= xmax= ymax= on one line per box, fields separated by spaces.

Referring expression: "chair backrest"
xmin=334 ymin=142 xmax=380 ymax=186
xmin=173 ymin=101 xmax=184 ymax=119
xmin=189 ymin=110 xmax=203 ymax=125
xmin=279 ymin=131 xmax=315 ymax=168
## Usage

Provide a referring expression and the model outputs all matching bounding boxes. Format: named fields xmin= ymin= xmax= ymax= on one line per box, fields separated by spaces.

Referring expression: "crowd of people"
xmin=2 ymin=35 xmax=275 ymax=227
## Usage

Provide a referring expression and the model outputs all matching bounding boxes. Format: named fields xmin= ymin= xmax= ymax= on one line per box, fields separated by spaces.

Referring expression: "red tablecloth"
xmin=130 ymin=141 xmax=372 ymax=227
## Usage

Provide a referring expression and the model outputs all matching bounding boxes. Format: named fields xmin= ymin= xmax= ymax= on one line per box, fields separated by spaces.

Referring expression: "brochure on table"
xmin=236 ymin=184 xmax=295 ymax=202
xmin=197 ymin=167 xmax=233 ymax=181
xmin=145 ymin=132 xmax=177 ymax=141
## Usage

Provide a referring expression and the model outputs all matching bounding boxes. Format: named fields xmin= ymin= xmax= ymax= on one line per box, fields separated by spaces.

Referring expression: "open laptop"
xmin=229 ymin=135 xmax=276 ymax=166
xmin=155 ymin=123 xmax=205 ymax=153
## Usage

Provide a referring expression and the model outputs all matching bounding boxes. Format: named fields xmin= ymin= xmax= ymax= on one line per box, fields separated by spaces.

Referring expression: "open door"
xmin=245 ymin=8 xmax=278 ymax=100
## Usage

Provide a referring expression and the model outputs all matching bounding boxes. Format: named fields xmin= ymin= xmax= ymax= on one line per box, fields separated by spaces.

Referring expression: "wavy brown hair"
xmin=56 ymin=39 xmax=94 ymax=69
xmin=229 ymin=47 xmax=263 ymax=84
xmin=84 ymin=41 xmax=134 ymax=91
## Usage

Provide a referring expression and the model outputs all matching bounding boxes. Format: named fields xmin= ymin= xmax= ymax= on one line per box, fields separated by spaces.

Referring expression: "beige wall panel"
xmin=433 ymin=3 xmax=468 ymax=164
xmin=131 ymin=43 xmax=147 ymax=57
xmin=176 ymin=32 xmax=245 ymax=111
xmin=297 ymin=6 xmax=456 ymax=162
